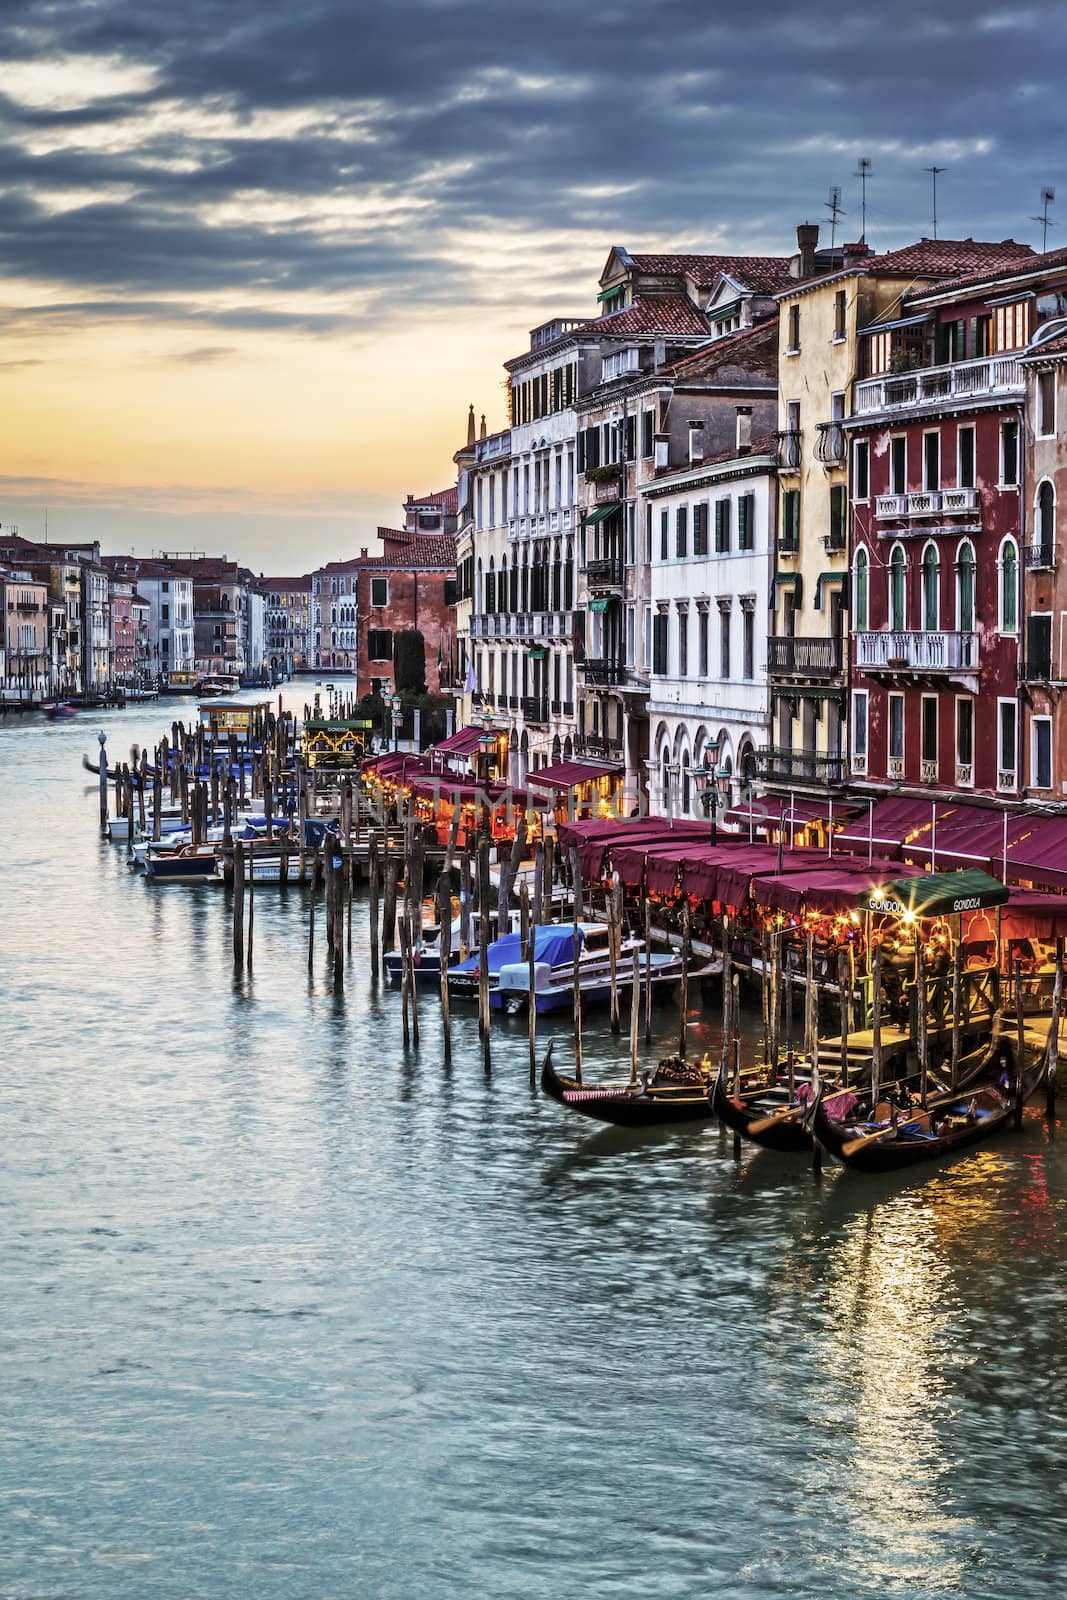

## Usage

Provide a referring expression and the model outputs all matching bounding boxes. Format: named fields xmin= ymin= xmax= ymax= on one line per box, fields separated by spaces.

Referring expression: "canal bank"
xmin=3 ymin=693 xmax=1067 ymax=1599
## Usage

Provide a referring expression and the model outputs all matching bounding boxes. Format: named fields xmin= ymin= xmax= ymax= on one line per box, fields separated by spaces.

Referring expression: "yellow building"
xmin=764 ymin=233 xmax=1030 ymax=796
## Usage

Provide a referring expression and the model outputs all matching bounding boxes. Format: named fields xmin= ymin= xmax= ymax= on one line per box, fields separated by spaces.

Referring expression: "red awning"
xmin=749 ymin=859 xmax=919 ymax=918
xmin=527 ymin=760 xmax=621 ymax=791
xmin=835 ymin=797 xmax=960 ymax=856
xmin=1001 ymin=815 xmax=1067 ymax=891
xmin=432 ymin=726 xmax=484 ymax=758
xmin=1000 ymin=886 xmax=1067 ymax=939
xmin=724 ymin=797 xmax=865 ymax=831
xmin=899 ymin=807 xmax=1037 ymax=873
xmin=362 ymin=751 xmax=430 ymax=780
xmin=411 ymin=774 xmax=527 ymax=807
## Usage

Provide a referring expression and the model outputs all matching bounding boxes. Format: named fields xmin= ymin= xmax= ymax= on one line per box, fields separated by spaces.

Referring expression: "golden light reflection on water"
xmin=819 ymin=1189 xmax=975 ymax=1590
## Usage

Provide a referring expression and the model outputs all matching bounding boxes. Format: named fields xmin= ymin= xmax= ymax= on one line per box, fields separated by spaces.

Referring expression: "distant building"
xmin=255 ymin=576 xmax=313 ymax=676
xmin=0 ymin=566 xmax=51 ymax=701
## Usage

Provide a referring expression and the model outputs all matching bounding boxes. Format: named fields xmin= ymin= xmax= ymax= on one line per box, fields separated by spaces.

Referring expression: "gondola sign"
xmin=866 ymin=895 xmax=905 ymax=915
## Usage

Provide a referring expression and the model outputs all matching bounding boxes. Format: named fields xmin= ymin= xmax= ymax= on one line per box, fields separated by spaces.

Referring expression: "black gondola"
xmin=710 ymin=1058 xmax=818 ymax=1152
xmin=540 ymin=1042 xmax=715 ymax=1128
xmin=805 ymin=1035 xmax=1042 ymax=1174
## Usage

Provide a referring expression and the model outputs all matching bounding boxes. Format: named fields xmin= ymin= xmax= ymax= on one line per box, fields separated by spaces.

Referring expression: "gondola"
xmin=540 ymin=1042 xmax=716 ymax=1128
xmin=805 ymin=1032 xmax=1040 ymax=1174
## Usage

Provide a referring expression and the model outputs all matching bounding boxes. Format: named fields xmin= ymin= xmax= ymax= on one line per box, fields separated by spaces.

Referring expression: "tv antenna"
xmin=854 ymin=157 xmax=872 ymax=242
xmin=1032 ymin=187 xmax=1056 ymax=251
xmin=825 ymin=185 xmax=845 ymax=250
xmin=925 ymin=166 xmax=946 ymax=239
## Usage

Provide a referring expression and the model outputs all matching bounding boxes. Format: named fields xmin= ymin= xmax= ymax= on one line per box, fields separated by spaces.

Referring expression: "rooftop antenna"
xmin=925 ymin=166 xmax=946 ymax=239
xmin=854 ymin=157 xmax=872 ymax=242
xmin=1031 ymin=187 xmax=1056 ymax=252
xmin=825 ymin=185 xmax=845 ymax=251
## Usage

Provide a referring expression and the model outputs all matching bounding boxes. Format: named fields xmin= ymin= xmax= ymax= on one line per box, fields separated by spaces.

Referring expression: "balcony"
xmin=776 ymin=430 xmax=802 ymax=471
xmin=586 ymin=558 xmax=623 ymax=590
xmin=581 ymin=657 xmax=626 ymax=686
xmin=814 ymin=421 xmax=846 ymax=465
xmin=521 ymin=697 xmax=549 ymax=724
xmin=941 ymin=487 xmax=979 ymax=513
xmin=577 ymin=735 xmax=624 ymax=762
xmin=855 ymin=630 xmax=978 ymax=675
xmin=1025 ymin=542 xmax=1056 ymax=570
xmin=767 ymin=635 xmax=843 ymax=679
xmin=854 ymin=355 xmax=1024 ymax=416
xmin=754 ymin=748 xmax=846 ymax=787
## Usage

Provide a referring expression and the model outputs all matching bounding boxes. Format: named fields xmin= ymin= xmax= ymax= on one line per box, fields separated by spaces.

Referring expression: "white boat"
xmin=490 ymin=922 xmax=716 ymax=1015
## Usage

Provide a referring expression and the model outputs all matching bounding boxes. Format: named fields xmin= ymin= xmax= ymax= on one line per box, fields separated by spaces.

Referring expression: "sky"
xmin=0 ymin=0 xmax=1064 ymax=574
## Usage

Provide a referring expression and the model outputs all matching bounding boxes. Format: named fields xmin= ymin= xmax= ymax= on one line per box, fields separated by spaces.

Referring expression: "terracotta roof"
xmin=321 ymin=534 xmax=457 ymax=573
xmin=587 ymin=294 xmax=709 ymax=337
xmin=255 ymin=575 xmax=312 ymax=590
xmin=407 ymin=485 xmax=458 ymax=513
xmin=904 ymin=241 xmax=1067 ymax=303
xmin=866 ymin=237 xmax=1035 ymax=277
xmin=663 ymin=316 xmax=778 ymax=378
xmin=626 ymin=253 xmax=791 ymax=290
xmin=1023 ymin=329 xmax=1067 ymax=360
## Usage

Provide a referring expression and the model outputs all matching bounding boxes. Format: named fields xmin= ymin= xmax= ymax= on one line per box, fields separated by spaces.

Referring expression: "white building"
xmin=246 ymin=587 xmax=267 ymax=680
xmin=641 ymin=412 xmax=777 ymax=821
xmin=132 ymin=565 xmax=195 ymax=677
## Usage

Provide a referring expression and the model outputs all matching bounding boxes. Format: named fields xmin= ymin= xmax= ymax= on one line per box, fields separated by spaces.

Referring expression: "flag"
xmin=463 ymin=658 xmax=478 ymax=695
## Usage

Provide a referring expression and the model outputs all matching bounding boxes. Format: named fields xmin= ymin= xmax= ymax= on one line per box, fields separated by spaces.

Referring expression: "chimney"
xmin=653 ymin=338 xmax=666 ymax=371
xmin=654 ymin=432 xmax=670 ymax=471
xmin=687 ymin=420 xmax=704 ymax=464
xmin=479 ymin=412 xmax=487 ymax=440
xmin=794 ymin=222 xmax=819 ymax=280
xmin=842 ymin=240 xmax=873 ymax=270
xmin=466 ymin=403 xmax=476 ymax=447
xmin=735 ymin=405 xmax=753 ymax=456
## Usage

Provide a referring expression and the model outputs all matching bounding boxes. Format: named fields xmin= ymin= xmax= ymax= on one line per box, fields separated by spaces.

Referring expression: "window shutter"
xmin=576 ymin=431 xmax=586 ymax=475
xmin=642 ymin=410 xmax=654 ymax=457
xmin=738 ymin=494 xmax=753 ymax=550
xmin=675 ymin=506 xmax=688 ymax=558
xmin=624 ymin=415 xmax=636 ymax=461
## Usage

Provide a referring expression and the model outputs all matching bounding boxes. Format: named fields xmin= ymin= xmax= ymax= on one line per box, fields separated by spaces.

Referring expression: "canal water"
xmin=3 ymin=692 xmax=1067 ymax=1600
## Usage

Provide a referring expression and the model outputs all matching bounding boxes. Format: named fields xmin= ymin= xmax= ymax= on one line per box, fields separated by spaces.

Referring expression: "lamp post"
xmin=391 ymin=693 xmax=402 ymax=752
xmin=693 ymin=738 xmax=727 ymax=848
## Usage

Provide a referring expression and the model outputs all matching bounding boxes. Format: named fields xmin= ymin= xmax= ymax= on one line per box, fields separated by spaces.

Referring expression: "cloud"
xmin=171 ymin=344 xmax=237 ymax=363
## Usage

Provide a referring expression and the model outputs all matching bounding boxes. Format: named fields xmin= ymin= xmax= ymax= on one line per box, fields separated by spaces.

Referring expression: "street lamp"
xmin=391 ymin=693 xmax=402 ymax=752
xmin=692 ymin=738 xmax=728 ymax=847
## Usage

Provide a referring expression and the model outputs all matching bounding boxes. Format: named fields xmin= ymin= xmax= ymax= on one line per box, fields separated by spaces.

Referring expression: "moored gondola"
xmin=540 ymin=1042 xmax=715 ymax=1128
xmin=805 ymin=1033 xmax=1042 ymax=1173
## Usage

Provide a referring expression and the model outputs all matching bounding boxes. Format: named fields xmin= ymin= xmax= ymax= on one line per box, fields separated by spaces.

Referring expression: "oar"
xmin=840 ymin=1114 xmax=924 ymax=1159
xmin=746 ymin=1105 xmax=805 ymax=1136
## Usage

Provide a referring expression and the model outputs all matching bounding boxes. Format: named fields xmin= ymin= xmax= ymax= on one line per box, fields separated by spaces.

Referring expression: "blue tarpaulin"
xmin=452 ymin=924 xmax=582 ymax=976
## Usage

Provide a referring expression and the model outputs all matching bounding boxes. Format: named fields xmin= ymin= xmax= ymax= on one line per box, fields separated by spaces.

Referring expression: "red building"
xmin=848 ymin=265 xmax=1030 ymax=798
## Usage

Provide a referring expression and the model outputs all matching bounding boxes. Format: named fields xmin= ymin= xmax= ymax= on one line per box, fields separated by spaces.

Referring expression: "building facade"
xmin=0 ymin=568 xmax=51 ymax=700
xmin=258 ymin=577 xmax=312 ymax=675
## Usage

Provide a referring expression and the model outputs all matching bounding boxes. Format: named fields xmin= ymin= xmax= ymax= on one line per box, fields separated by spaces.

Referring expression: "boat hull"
xmin=540 ymin=1047 xmax=714 ymax=1127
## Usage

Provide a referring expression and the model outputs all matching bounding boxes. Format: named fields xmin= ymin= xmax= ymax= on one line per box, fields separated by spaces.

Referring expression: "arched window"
xmin=890 ymin=543 xmax=907 ymax=631
xmin=680 ymin=748 xmax=691 ymax=816
xmin=922 ymin=542 xmax=940 ymax=631
xmin=660 ymin=747 xmax=671 ymax=812
xmin=854 ymin=547 xmax=869 ymax=631
xmin=956 ymin=540 xmax=976 ymax=632
xmin=476 ymin=559 xmax=483 ymax=613
xmin=486 ymin=557 xmax=496 ymax=614
xmin=1037 ymin=479 xmax=1056 ymax=561
xmin=999 ymin=537 xmax=1019 ymax=634
xmin=499 ymin=556 xmax=508 ymax=615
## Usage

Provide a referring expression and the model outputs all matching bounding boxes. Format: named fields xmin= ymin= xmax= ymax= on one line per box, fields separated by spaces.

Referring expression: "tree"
xmin=393 ymin=629 xmax=427 ymax=695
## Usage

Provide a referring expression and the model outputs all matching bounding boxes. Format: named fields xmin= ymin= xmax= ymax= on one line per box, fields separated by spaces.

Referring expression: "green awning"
xmin=814 ymin=571 xmax=847 ymax=611
xmin=773 ymin=573 xmax=803 ymax=606
xmin=583 ymin=502 xmax=621 ymax=526
xmin=860 ymin=870 xmax=1009 ymax=919
xmin=709 ymin=299 xmax=741 ymax=323
xmin=527 ymin=645 xmax=547 ymax=659
xmin=588 ymin=597 xmax=611 ymax=613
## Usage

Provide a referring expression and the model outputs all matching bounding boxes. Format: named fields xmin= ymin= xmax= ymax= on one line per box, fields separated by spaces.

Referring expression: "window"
xmin=957 ymin=426 xmax=975 ymax=489
xmin=714 ymin=499 xmax=731 ymax=553
xmin=921 ymin=695 xmax=938 ymax=770
xmin=780 ymin=490 xmax=800 ymax=551
xmin=652 ymin=612 xmax=668 ymax=675
xmin=642 ymin=410 xmax=655 ymax=457
xmin=956 ymin=540 xmax=976 ymax=632
xmin=675 ymin=506 xmax=688 ymax=558
xmin=370 ymin=577 xmax=388 ymax=608
xmin=923 ymin=431 xmax=941 ymax=492
xmin=828 ymin=485 xmax=847 ymax=551
xmin=999 ymin=700 xmax=1017 ymax=788
xmin=853 ymin=440 xmax=870 ymax=500
xmin=889 ymin=693 xmax=905 ymax=762
xmin=890 ymin=436 xmax=907 ymax=495
xmin=660 ymin=510 xmax=669 ymax=562
xmin=742 ymin=605 xmax=755 ymax=679
xmin=719 ymin=604 xmax=731 ymax=678
xmin=678 ymin=610 xmax=688 ymax=676
xmin=787 ymin=304 xmax=800 ymax=352
xmin=693 ymin=503 xmax=708 ymax=557
xmin=162 ymin=581 xmax=169 ymax=593
xmin=1037 ymin=480 xmax=1056 ymax=563
xmin=854 ymin=547 xmax=869 ymax=631
xmin=833 ymin=289 xmax=847 ymax=341
xmin=1028 ymin=612 xmax=1052 ymax=680
xmin=738 ymin=494 xmax=755 ymax=551
xmin=852 ymin=690 xmax=868 ymax=765
xmin=999 ymin=537 xmax=1019 ymax=633
xmin=890 ymin=543 xmax=907 ymax=630
xmin=922 ymin=543 xmax=940 ymax=631
xmin=1001 ymin=419 xmax=1019 ymax=486
xmin=624 ymin=414 xmax=636 ymax=461
xmin=368 ymin=628 xmax=393 ymax=660
xmin=698 ymin=609 xmax=709 ymax=676
xmin=1033 ymin=717 xmax=1053 ymax=790
xmin=161 ymin=604 xmax=169 ymax=622
xmin=937 ymin=318 xmax=966 ymax=363
xmin=1038 ymin=369 xmax=1056 ymax=437
xmin=956 ymin=698 xmax=974 ymax=779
